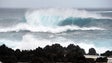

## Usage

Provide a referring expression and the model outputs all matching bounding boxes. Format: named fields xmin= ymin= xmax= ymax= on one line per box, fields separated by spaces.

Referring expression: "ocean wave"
xmin=0 ymin=23 xmax=105 ymax=33
xmin=0 ymin=8 xmax=110 ymax=33
xmin=95 ymin=11 xmax=112 ymax=13
xmin=25 ymin=8 xmax=112 ymax=27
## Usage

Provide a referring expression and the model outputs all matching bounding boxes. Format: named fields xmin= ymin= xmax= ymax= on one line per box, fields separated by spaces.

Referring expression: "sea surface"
xmin=0 ymin=8 xmax=112 ymax=53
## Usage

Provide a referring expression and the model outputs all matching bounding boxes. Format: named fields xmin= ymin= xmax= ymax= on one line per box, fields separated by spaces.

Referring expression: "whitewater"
xmin=0 ymin=8 xmax=112 ymax=53
xmin=0 ymin=8 xmax=112 ymax=33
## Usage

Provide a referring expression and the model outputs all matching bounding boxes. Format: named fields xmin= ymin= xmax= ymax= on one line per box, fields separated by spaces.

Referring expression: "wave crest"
xmin=0 ymin=23 xmax=105 ymax=33
xmin=25 ymin=8 xmax=104 ymax=27
xmin=0 ymin=8 xmax=108 ymax=33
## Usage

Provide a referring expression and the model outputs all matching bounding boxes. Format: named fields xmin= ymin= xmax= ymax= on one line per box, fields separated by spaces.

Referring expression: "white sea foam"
xmin=2 ymin=34 xmax=108 ymax=53
xmin=0 ymin=23 xmax=105 ymax=33
xmin=0 ymin=8 xmax=108 ymax=33
xmin=26 ymin=8 xmax=111 ymax=27
xmin=25 ymin=8 xmax=102 ymax=27
xmin=0 ymin=33 xmax=110 ymax=53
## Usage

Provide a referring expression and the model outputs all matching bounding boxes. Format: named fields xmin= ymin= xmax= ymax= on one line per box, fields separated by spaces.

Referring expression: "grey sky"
xmin=0 ymin=0 xmax=112 ymax=8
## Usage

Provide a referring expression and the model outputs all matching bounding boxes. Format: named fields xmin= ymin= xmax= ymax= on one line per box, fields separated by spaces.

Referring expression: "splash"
xmin=25 ymin=8 xmax=103 ymax=27
xmin=0 ymin=8 xmax=109 ymax=33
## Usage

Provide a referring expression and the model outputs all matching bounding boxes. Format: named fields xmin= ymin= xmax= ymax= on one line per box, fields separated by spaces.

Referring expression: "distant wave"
xmin=0 ymin=8 xmax=111 ymax=33
xmin=95 ymin=11 xmax=112 ymax=13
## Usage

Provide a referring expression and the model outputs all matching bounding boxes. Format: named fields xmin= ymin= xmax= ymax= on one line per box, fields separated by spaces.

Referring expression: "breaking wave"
xmin=0 ymin=23 xmax=105 ymax=33
xmin=0 ymin=8 xmax=111 ymax=33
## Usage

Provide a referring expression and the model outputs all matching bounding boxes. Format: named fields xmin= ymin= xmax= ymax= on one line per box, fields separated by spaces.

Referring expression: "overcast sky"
xmin=0 ymin=0 xmax=112 ymax=8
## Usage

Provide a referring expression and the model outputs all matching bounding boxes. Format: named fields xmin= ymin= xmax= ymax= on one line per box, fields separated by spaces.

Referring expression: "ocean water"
xmin=0 ymin=8 xmax=112 ymax=53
